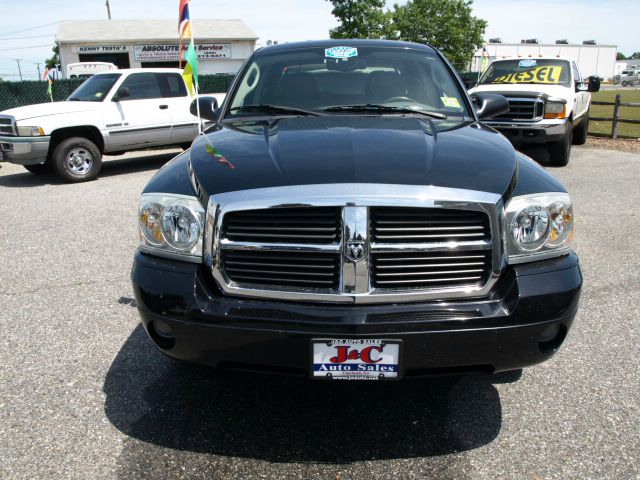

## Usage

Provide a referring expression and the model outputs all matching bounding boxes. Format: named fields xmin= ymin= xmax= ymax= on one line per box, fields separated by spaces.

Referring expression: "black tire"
xmin=51 ymin=137 xmax=102 ymax=183
xmin=573 ymin=114 xmax=588 ymax=145
xmin=621 ymin=81 xmax=629 ymax=87
xmin=548 ymin=123 xmax=572 ymax=167
xmin=23 ymin=161 xmax=53 ymax=175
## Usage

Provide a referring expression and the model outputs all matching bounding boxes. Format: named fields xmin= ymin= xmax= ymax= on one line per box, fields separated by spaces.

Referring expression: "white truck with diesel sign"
xmin=469 ymin=57 xmax=600 ymax=166
xmin=0 ymin=68 xmax=212 ymax=182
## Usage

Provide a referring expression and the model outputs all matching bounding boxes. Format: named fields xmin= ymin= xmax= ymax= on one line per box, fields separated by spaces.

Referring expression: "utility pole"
xmin=35 ymin=62 xmax=41 ymax=80
xmin=105 ymin=0 xmax=112 ymax=20
xmin=15 ymin=59 xmax=23 ymax=81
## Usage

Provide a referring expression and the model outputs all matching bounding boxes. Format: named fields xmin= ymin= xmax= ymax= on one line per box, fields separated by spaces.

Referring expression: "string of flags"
xmin=178 ymin=0 xmax=199 ymax=98
xmin=41 ymin=67 xmax=55 ymax=102
xmin=481 ymin=44 xmax=490 ymax=73
xmin=179 ymin=0 xmax=233 ymax=169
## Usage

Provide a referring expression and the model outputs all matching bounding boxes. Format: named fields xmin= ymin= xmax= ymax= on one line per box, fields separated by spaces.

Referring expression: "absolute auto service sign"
xmin=133 ymin=44 xmax=232 ymax=61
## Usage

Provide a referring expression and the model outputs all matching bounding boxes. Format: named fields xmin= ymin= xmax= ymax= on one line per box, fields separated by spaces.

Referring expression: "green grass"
xmin=589 ymin=89 xmax=640 ymax=138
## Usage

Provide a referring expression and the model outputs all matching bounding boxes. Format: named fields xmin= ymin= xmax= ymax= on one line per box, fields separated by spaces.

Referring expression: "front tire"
xmin=548 ymin=122 xmax=572 ymax=167
xmin=573 ymin=114 xmax=589 ymax=145
xmin=52 ymin=137 xmax=102 ymax=183
xmin=23 ymin=162 xmax=53 ymax=175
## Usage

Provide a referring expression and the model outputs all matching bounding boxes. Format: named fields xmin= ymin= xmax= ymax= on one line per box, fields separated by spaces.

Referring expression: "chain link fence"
xmin=0 ymin=74 xmax=235 ymax=112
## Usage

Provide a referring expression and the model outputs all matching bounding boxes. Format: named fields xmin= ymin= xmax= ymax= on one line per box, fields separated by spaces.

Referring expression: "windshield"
xmin=479 ymin=59 xmax=571 ymax=86
xmin=227 ymin=46 xmax=471 ymax=119
xmin=67 ymin=73 xmax=121 ymax=102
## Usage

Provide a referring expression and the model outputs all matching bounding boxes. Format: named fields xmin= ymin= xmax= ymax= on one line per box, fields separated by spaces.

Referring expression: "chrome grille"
xmin=210 ymin=184 xmax=501 ymax=304
xmin=372 ymin=250 xmax=492 ymax=289
xmin=222 ymin=206 xmax=340 ymax=244
xmin=0 ymin=116 xmax=15 ymax=136
xmin=494 ymin=97 xmax=544 ymax=121
xmin=371 ymin=207 xmax=490 ymax=243
xmin=222 ymin=250 xmax=341 ymax=289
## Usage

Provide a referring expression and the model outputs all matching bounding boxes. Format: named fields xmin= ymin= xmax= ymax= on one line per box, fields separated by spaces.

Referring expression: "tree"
xmin=45 ymin=44 xmax=60 ymax=70
xmin=393 ymin=0 xmax=487 ymax=70
xmin=327 ymin=0 xmax=393 ymax=39
xmin=630 ymin=52 xmax=640 ymax=60
xmin=616 ymin=52 xmax=626 ymax=60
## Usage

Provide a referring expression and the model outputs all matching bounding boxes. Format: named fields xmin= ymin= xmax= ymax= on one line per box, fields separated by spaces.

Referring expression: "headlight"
xmin=138 ymin=193 xmax=204 ymax=262
xmin=504 ymin=192 xmax=573 ymax=264
xmin=544 ymin=102 xmax=566 ymax=119
xmin=16 ymin=126 xmax=45 ymax=136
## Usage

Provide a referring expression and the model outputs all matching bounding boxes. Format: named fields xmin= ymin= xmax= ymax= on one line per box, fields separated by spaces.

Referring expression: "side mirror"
xmin=190 ymin=96 xmax=219 ymax=122
xmin=587 ymin=75 xmax=601 ymax=93
xmin=112 ymin=87 xmax=130 ymax=101
xmin=471 ymin=93 xmax=509 ymax=120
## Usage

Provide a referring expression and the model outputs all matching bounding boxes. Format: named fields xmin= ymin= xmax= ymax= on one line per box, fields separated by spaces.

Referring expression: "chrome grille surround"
xmin=0 ymin=115 xmax=17 ymax=136
xmin=206 ymin=184 xmax=504 ymax=304
xmin=493 ymin=97 xmax=544 ymax=122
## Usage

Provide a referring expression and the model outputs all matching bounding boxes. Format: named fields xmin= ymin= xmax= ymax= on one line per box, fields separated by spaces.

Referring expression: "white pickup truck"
xmin=469 ymin=57 xmax=600 ymax=166
xmin=0 ymin=68 xmax=220 ymax=182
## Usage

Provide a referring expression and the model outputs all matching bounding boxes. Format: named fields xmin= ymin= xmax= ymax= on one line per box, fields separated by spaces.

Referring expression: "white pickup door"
xmin=104 ymin=72 xmax=198 ymax=151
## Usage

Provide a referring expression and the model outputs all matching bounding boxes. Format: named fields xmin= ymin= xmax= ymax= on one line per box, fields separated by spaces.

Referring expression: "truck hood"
xmin=189 ymin=116 xmax=517 ymax=197
xmin=469 ymin=83 xmax=570 ymax=99
xmin=1 ymin=101 xmax=102 ymax=121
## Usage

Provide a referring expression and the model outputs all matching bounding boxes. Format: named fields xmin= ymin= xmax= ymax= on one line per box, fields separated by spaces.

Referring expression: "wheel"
xmin=51 ymin=137 xmax=102 ymax=183
xmin=572 ymin=114 xmax=588 ymax=145
xmin=23 ymin=162 xmax=53 ymax=175
xmin=621 ymin=81 xmax=629 ymax=87
xmin=548 ymin=123 xmax=572 ymax=167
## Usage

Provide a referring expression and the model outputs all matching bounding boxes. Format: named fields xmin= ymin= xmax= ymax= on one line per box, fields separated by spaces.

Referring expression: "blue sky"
xmin=0 ymin=0 xmax=638 ymax=80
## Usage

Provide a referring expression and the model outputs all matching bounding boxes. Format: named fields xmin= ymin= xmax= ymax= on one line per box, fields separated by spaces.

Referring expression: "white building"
xmin=56 ymin=19 xmax=258 ymax=78
xmin=471 ymin=42 xmax=617 ymax=79
xmin=615 ymin=59 xmax=640 ymax=75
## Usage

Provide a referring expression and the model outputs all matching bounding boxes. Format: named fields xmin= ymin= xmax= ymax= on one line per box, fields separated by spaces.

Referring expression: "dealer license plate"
xmin=312 ymin=339 xmax=401 ymax=380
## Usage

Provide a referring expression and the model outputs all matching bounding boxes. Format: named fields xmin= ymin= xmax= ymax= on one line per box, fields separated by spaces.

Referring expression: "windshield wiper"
xmin=228 ymin=104 xmax=322 ymax=117
xmin=323 ymin=104 xmax=446 ymax=119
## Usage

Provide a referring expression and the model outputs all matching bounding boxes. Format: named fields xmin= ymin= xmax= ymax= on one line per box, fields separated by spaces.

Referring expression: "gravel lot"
xmin=0 ymin=146 xmax=638 ymax=480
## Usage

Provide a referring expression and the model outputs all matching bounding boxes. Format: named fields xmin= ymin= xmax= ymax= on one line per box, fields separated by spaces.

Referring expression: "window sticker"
xmin=491 ymin=66 xmax=564 ymax=84
xmin=519 ymin=59 xmax=537 ymax=68
xmin=441 ymin=96 xmax=461 ymax=109
xmin=325 ymin=46 xmax=358 ymax=59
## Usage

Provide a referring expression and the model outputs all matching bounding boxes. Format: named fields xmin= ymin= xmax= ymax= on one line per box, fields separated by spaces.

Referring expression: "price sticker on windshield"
xmin=441 ymin=96 xmax=461 ymax=109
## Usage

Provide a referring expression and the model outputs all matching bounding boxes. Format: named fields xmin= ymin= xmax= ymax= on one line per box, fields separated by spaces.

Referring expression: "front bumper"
xmin=0 ymin=135 xmax=51 ymax=165
xmin=131 ymin=250 xmax=582 ymax=377
xmin=485 ymin=119 xmax=568 ymax=145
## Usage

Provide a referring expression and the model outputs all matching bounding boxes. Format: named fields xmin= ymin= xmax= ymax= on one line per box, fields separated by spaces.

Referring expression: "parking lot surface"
xmin=0 ymin=146 xmax=638 ymax=479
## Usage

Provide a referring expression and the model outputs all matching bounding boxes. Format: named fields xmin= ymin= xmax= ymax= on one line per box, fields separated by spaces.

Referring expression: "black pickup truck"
xmin=132 ymin=40 xmax=581 ymax=381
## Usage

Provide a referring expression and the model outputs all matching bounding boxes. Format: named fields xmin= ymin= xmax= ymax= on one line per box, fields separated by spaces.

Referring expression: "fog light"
xmin=538 ymin=324 xmax=567 ymax=353
xmin=539 ymin=324 xmax=560 ymax=343
xmin=148 ymin=320 xmax=176 ymax=350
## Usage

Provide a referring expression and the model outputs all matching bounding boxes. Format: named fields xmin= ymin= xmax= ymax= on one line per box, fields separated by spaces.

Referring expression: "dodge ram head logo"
xmin=346 ymin=242 xmax=366 ymax=262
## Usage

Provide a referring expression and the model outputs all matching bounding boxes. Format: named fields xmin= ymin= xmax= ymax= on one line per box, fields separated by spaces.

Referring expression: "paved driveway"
xmin=0 ymin=146 xmax=638 ymax=479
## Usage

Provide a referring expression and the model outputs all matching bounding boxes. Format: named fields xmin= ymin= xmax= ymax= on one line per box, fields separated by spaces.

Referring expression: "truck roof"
xmin=93 ymin=68 xmax=184 ymax=75
xmin=257 ymin=39 xmax=437 ymax=55
xmin=491 ymin=56 xmax=576 ymax=63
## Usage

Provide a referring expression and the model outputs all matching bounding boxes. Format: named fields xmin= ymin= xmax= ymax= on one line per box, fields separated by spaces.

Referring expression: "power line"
xmin=0 ymin=34 xmax=56 ymax=41
xmin=0 ymin=21 xmax=60 ymax=38
xmin=0 ymin=44 xmax=55 ymax=52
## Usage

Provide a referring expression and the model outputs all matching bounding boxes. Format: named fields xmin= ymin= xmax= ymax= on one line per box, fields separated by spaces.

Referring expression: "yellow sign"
xmin=492 ymin=66 xmax=564 ymax=84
